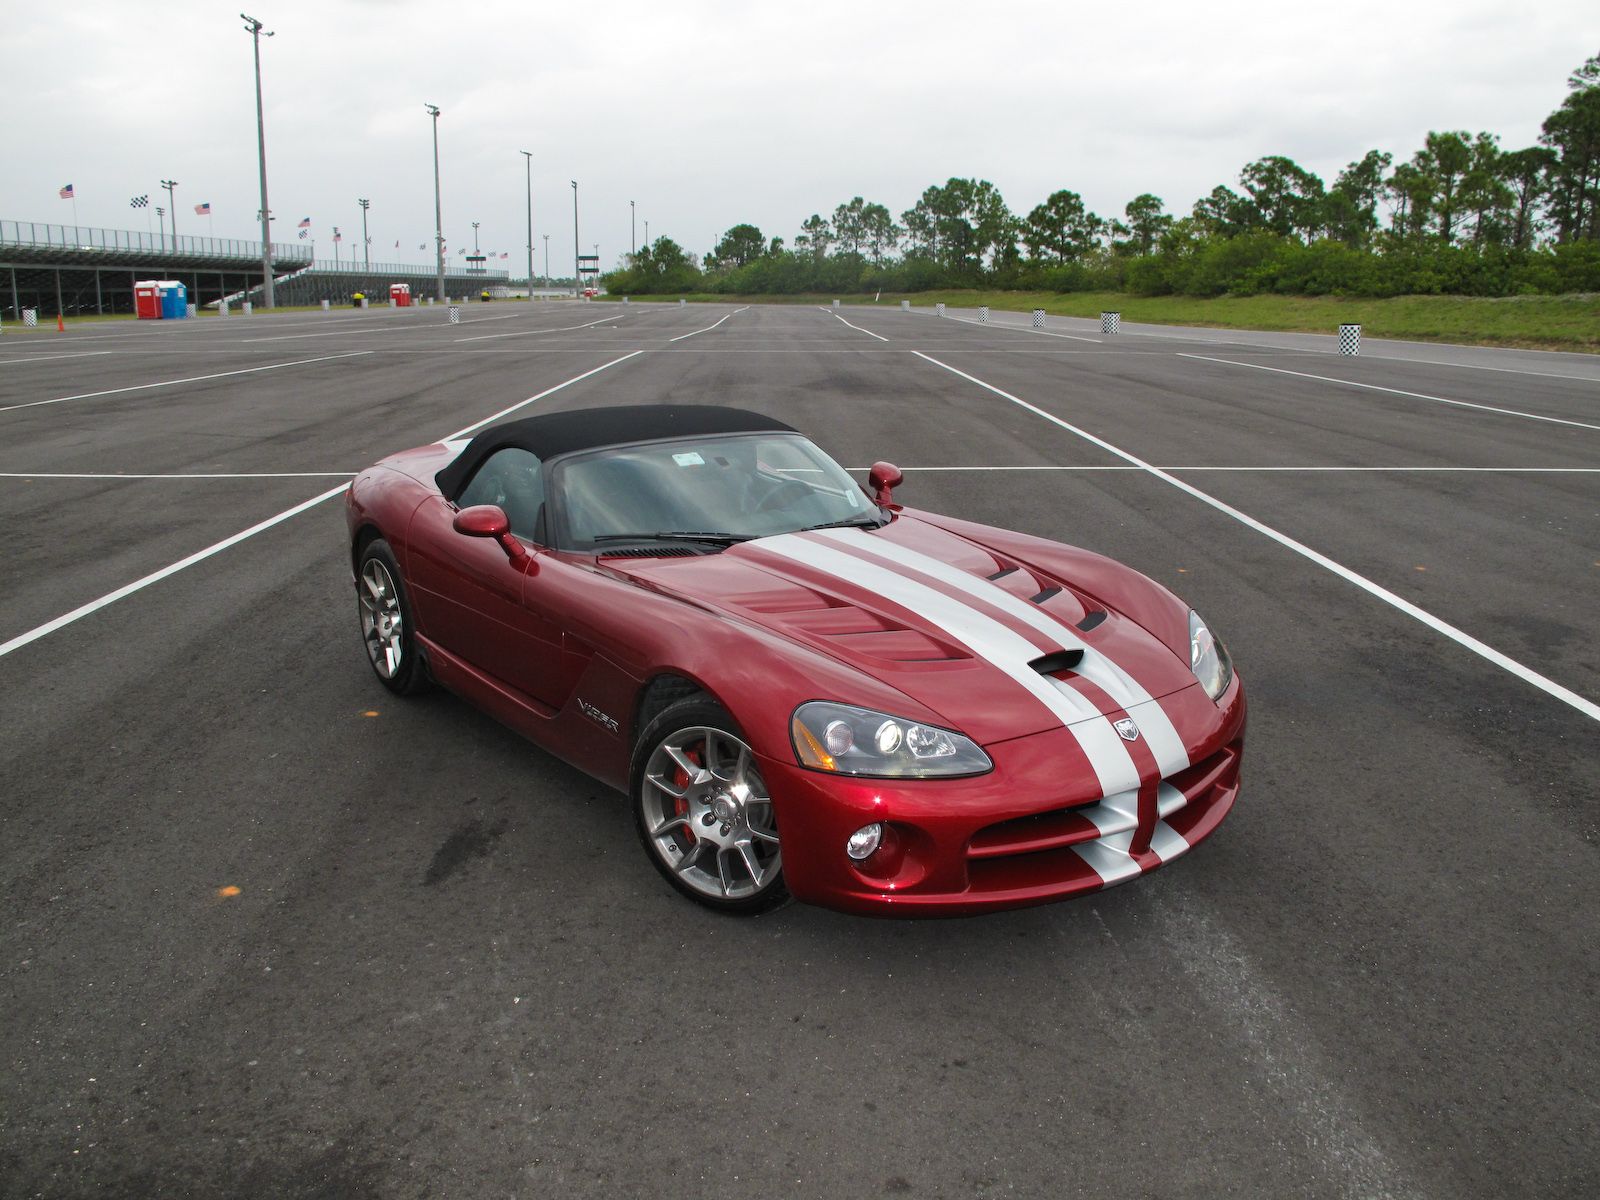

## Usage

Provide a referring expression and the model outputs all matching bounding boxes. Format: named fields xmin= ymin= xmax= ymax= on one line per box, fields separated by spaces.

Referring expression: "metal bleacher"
xmin=1 ymin=219 xmax=511 ymax=317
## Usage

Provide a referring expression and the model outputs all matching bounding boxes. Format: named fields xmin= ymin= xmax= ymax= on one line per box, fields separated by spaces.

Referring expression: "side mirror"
xmin=868 ymin=461 xmax=903 ymax=508
xmin=453 ymin=504 xmax=528 ymax=564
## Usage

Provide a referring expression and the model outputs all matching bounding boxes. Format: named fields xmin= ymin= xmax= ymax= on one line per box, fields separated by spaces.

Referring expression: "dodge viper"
xmin=345 ymin=405 xmax=1245 ymax=916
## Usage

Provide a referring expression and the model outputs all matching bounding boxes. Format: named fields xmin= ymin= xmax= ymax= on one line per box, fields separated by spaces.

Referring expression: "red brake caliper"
xmin=673 ymin=743 xmax=703 ymax=849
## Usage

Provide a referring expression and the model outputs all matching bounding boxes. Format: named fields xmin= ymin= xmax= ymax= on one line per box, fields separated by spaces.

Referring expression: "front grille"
xmin=967 ymin=740 xmax=1241 ymax=866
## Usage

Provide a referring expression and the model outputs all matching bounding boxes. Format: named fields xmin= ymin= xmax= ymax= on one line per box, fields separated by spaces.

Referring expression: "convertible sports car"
xmin=346 ymin=405 xmax=1244 ymax=916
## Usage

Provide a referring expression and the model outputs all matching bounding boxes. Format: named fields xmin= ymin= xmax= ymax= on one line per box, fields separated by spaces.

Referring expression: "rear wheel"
xmin=355 ymin=539 xmax=429 ymax=695
xmin=632 ymin=698 xmax=788 ymax=915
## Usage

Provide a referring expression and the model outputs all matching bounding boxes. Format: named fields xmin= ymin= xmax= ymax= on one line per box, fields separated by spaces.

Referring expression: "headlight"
xmin=1189 ymin=610 xmax=1234 ymax=701
xmin=791 ymin=701 xmax=992 ymax=778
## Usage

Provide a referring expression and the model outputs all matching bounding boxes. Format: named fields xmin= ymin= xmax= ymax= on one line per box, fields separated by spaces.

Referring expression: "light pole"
xmin=333 ymin=225 xmax=341 ymax=269
xmin=358 ymin=198 xmax=370 ymax=272
xmin=630 ymin=199 xmax=636 ymax=257
xmin=571 ymin=180 xmax=579 ymax=297
xmin=520 ymin=150 xmax=533 ymax=301
xmin=161 ymin=180 xmax=179 ymax=250
xmin=156 ymin=206 xmax=166 ymax=251
xmin=644 ymin=219 xmax=649 ymax=249
xmin=542 ymin=233 xmax=549 ymax=290
xmin=472 ymin=220 xmax=480 ymax=261
xmin=425 ymin=103 xmax=444 ymax=302
xmin=242 ymin=14 xmax=275 ymax=307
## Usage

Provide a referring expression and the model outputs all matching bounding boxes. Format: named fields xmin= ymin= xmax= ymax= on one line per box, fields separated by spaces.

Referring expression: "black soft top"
xmin=433 ymin=404 xmax=797 ymax=497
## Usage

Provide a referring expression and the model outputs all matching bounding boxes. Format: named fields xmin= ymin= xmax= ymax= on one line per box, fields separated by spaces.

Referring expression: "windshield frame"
xmin=545 ymin=431 xmax=879 ymax=553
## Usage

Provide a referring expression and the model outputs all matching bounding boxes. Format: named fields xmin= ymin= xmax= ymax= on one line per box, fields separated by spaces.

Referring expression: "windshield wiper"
xmin=592 ymin=531 xmax=757 ymax=546
xmin=798 ymin=514 xmax=888 ymax=533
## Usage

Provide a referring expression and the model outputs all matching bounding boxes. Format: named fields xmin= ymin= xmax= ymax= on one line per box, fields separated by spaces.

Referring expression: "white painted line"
xmin=0 ymin=351 xmax=115 ymax=366
xmin=0 ymin=350 xmax=646 ymax=661
xmin=1179 ymin=353 xmax=1600 ymax=433
xmin=244 ymin=311 xmax=524 ymax=342
xmin=914 ymin=350 xmax=1600 ymax=725
xmin=0 ymin=351 xmax=374 ymax=415
xmin=830 ymin=312 xmax=889 ymax=342
xmin=0 ymin=483 xmax=350 ymax=661
xmin=0 ymin=471 xmax=357 ymax=480
xmin=844 ymin=465 xmax=1600 ymax=473
xmin=442 ymin=350 xmax=644 ymax=440
xmin=458 ymin=315 xmax=621 ymax=343
xmin=669 ymin=313 xmax=734 ymax=342
xmin=1234 ymin=348 xmax=1600 ymax=384
xmin=923 ymin=309 xmax=1101 ymax=344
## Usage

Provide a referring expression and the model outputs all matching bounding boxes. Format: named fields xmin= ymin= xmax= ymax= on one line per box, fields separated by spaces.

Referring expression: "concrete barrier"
xmin=448 ymin=306 xmax=460 ymax=324
xmin=901 ymin=300 xmax=910 ymax=311
xmin=1032 ymin=309 xmax=1045 ymax=329
xmin=832 ymin=299 xmax=840 ymax=311
xmin=1339 ymin=324 xmax=1361 ymax=356
xmin=679 ymin=298 xmax=686 ymax=307
xmin=622 ymin=296 xmax=629 ymax=306
xmin=1100 ymin=311 xmax=1120 ymax=334
xmin=359 ymin=297 xmax=368 ymax=309
xmin=321 ymin=299 xmax=330 ymax=312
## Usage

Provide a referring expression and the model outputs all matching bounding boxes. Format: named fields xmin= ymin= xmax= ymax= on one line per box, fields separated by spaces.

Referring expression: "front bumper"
xmin=764 ymin=678 xmax=1245 ymax=916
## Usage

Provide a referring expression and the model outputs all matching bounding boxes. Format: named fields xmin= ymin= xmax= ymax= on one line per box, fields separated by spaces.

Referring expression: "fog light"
xmin=846 ymin=823 xmax=884 ymax=861
xmin=823 ymin=719 xmax=855 ymax=757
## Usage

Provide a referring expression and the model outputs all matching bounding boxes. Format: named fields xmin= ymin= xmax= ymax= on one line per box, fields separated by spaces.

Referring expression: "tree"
xmin=1500 ymin=146 xmax=1557 ymax=249
xmin=1412 ymin=131 xmax=1474 ymax=243
xmin=795 ymin=213 xmax=832 ymax=261
xmin=1239 ymin=155 xmax=1326 ymax=240
xmin=1459 ymin=133 xmax=1513 ymax=246
xmin=1022 ymin=190 xmax=1104 ymax=262
xmin=1325 ymin=150 xmax=1391 ymax=247
xmin=1385 ymin=161 xmax=1434 ymax=243
xmin=859 ymin=203 xmax=901 ymax=264
xmin=711 ymin=223 xmax=766 ymax=268
xmin=1192 ymin=185 xmax=1251 ymax=237
xmin=1541 ymin=52 xmax=1600 ymax=242
xmin=831 ymin=197 xmax=867 ymax=255
xmin=1119 ymin=194 xmax=1171 ymax=256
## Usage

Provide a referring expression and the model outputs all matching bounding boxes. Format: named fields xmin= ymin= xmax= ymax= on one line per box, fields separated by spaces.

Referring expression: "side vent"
xmin=1029 ymin=649 xmax=1084 ymax=675
xmin=1077 ymin=610 xmax=1107 ymax=631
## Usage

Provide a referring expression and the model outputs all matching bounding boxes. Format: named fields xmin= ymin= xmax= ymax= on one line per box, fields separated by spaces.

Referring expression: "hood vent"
xmin=1077 ymin=610 xmax=1107 ymax=631
xmin=1029 ymin=649 xmax=1084 ymax=675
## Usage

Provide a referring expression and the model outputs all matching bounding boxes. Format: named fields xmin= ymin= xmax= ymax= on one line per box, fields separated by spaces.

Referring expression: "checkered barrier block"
xmin=23 ymin=309 xmax=38 ymax=327
xmin=979 ymin=306 xmax=990 ymax=323
xmin=936 ymin=303 xmax=946 ymax=316
xmin=1101 ymin=311 xmax=1121 ymax=334
xmin=186 ymin=304 xmax=196 ymax=318
xmin=622 ymin=297 xmax=629 ymax=305
xmin=359 ymin=298 xmax=369 ymax=310
xmin=1032 ymin=309 xmax=1045 ymax=329
xmin=219 ymin=303 xmax=229 ymax=316
xmin=901 ymin=300 xmax=910 ymax=311
xmin=448 ymin=306 xmax=461 ymax=324
xmin=832 ymin=299 xmax=840 ymax=310
xmin=242 ymin=302 xmax=253 ymax=315
xmin=321 ymin=299 xmax=330 ymax=311
xmin=1339 ymin=324 xmax=1361 ymax=356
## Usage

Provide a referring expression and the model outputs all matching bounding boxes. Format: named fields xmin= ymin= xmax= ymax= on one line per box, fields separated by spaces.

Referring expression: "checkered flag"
xmin=130 ymin=194 xmax=150 ymax=208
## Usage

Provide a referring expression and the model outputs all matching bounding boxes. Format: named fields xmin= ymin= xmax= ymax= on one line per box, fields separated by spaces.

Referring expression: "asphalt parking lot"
xmin=1 ymin=299 xmax=1596 ymax=1198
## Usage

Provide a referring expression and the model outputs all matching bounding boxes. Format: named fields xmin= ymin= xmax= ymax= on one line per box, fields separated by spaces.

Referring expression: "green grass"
xmin=608 ymin=290 xmax=1600 ymax=351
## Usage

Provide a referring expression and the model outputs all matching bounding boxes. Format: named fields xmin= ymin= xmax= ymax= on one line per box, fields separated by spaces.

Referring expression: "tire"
xmin=631 ymin=697 xmax=789 ymax=915
xmin=355 ymin=538 xmax=430 ymax=696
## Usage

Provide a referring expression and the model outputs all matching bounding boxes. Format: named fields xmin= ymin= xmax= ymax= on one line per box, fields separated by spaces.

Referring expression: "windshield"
xmin=553 ymin=432 xmax=875 ymax=550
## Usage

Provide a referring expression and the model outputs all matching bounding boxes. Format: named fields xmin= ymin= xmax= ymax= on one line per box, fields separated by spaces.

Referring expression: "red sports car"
xmin=346 ymin=406 xmax=1244 ymax=916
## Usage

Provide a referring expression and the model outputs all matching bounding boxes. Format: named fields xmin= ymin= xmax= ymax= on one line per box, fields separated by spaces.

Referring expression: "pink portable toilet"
xmin=389 ymin=283 xmax=412 ymax=307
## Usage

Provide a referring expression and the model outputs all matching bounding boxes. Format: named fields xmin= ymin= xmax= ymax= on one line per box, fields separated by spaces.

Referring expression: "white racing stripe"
xmin=815 ymin=528 xmax=1191 ymax=776
xmin=755 ymin=533 xmax=1140 ymax=796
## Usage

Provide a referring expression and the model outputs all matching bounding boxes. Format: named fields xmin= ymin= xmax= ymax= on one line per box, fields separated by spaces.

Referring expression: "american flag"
xmin=59 ymin=184 xmax=74 ymax=199
xmin=500 ymin=252 xmax=509 ymax=259
xmin=333 ymin=231 xmax=342 ymax=243
xmin=194 ymin=202 xmax=211 ymax=215
xmin=298 ymin=217 xmax=311 ymax=228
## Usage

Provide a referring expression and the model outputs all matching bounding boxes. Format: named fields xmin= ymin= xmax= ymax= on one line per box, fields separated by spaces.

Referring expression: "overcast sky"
xmin=5 ymin=0 xmax=1596 ymax=274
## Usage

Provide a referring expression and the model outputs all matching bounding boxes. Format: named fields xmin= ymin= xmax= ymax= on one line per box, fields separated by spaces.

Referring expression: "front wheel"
xmin=355 ymin=538 xmax=429 ymax=695
xmin=632 ymin=698 xmax=788 ymax=915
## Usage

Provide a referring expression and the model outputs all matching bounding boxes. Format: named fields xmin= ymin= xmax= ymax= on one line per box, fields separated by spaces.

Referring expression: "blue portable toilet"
xmin=158 ymin=281 xmax=188 ymax=319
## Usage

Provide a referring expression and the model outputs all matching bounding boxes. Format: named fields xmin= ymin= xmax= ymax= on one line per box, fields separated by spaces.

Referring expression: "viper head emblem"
xmin=1114 ymin=718 xmax=1140 ymax=742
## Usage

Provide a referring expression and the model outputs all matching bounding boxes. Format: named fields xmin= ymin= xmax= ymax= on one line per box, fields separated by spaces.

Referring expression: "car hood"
xmin=603 ymin=516 xmax=1199 ymax=746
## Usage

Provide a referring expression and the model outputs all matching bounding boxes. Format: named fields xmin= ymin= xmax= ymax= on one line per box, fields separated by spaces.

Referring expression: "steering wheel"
xmin=755 ymin=479 xmax=815 ymax=513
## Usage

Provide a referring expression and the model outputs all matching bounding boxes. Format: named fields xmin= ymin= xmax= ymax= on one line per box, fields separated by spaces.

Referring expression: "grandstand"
xmin=1 ymin=219 xmax=511 ymax=317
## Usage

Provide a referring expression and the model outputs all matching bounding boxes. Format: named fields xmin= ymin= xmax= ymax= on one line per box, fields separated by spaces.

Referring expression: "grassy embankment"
xmin=606 ymin=290 xmax=1600 ymax=351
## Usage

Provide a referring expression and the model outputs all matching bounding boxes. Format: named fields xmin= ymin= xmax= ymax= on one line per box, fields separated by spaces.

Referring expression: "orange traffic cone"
xmin=56 ymin=314 xmax=65 ymax=332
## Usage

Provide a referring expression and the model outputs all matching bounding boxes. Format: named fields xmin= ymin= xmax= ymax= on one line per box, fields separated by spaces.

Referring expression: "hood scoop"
xmin=1029 ymin=649 xmax=1084 ymax=676
xmin=598 ymin=546 xmax=702 ymax=559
